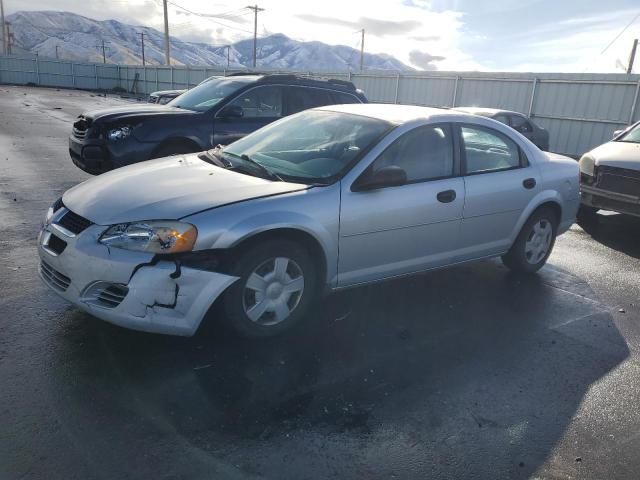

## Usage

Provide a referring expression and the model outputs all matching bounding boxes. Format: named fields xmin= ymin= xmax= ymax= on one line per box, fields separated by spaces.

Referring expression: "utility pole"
xmin=359 ymin=29 xmax=365 ymax=72
xmin=0 ymin=0 xmax=6 ymax=55
xmin=226 ymin=45 xmax=230 ymax=68
xmin=162 ymin=0 xmax=171 ymax=65
xmin=628 ymin=38 xmax=638 ymax=74
xmin=246 ymin=4 xmax=264 ymax=68
xmin=55 ymin=44 xmax=59 ymax=59
xmin=95 ymin=40 xmax=108 ymax=63
xmin=138 ymin=32 xmax=147 ymax=66
xmin=5 ymin=22 xmax=11 ymax=55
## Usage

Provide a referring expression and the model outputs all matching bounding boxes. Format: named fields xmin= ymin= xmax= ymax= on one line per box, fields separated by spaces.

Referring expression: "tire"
xmin=501 ymin=207 xmax=558 ymax=273
xmin=151 ymin=142 xmax=197 ymax=159
xmin=576 ymin=205 xmax=599 ymax=228
xmin=222 ymin=239 xmax=318 ymax=337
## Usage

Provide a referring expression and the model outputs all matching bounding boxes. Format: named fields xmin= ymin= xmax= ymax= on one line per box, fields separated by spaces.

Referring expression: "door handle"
xmin=523 ymin=178 xmax=537 ymax=189
xmin=437 ymin=189 xmax=457 ymax=203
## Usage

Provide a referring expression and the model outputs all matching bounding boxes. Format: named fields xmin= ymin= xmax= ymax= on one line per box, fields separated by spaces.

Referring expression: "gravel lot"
xmin=1 ymin=85 xmax=640 ymax=480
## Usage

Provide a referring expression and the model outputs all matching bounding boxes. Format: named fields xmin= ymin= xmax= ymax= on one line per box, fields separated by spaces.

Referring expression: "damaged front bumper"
xmin=37 ymin=223 xmax=238 ymax=336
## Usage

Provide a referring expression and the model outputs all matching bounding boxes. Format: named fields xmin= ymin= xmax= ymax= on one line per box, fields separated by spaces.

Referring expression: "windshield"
xmin=222 ymin=110 xmax=391 ymax=184
xmin=168 ymin=77 xmax=252 ymax=112
xmin=618 ymin=123 xmax=640 ymax=143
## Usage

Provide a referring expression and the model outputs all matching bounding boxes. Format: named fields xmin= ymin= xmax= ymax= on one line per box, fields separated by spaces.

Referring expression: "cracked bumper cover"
xmin=37 ymin=224 xmax=239 ymax=336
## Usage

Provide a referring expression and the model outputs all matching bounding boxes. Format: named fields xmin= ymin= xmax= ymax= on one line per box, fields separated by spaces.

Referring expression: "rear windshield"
xmin=169 ymin=77 xmax=253 ymax=112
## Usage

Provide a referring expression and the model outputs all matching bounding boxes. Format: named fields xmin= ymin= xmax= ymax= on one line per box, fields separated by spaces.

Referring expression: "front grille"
xmin=72 ymin=127 xmax=87 ymax=139
xmin=57 ymin=210 xmax=92 ymax=235
xmin=48 ymin=234 xmax=67 ymax=255
xmin=40 ymin=261 xmax=71 ymax=292
xmin=82 ymin=282 xmax=129 ymax=309
xmin=596 ymin=166 xmax=640 ymax=197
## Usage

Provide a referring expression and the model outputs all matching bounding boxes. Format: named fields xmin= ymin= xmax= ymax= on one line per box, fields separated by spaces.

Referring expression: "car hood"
xmin=62 ymin=155 xmax=309 ymax=225
xmin=588 ymin=141 xmax=640 ymax=170
xmin=82 ymin=104 xmax=196 ymax=123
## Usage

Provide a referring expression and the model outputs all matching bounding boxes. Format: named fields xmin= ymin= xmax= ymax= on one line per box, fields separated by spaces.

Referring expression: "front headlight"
xmin=579 ymin=155 xmax=595 ymax=176
xmin=99 ymin=221 xmax=198 ymax=254
xmin=107 ymin=125 xmax=133 ymax=141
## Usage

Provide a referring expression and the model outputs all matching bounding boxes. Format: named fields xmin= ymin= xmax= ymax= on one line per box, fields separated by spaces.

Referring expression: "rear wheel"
xmin=222 ymin=240 xmax=318 ymax=337
xmin=502 ymin=208 xmax=558 ymax=273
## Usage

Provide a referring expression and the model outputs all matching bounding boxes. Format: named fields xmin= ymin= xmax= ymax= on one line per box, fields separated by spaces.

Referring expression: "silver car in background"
xmin=38 ymin=104 xmax=580 ymax=337
xmin=579 ymin=121 xmax=640 ymax=222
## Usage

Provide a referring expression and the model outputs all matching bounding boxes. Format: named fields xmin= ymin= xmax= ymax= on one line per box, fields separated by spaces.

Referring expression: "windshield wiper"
xmin=222 ymin=150 xmax=283 ymax=181
xmin=198 ymin=150 xmax=228 ymax=168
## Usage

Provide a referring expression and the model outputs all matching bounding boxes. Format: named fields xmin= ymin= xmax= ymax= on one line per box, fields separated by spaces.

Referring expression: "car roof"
xmin=316 ymin=103 xmax=469 ymax=125
xmin=455 ymin=107 xmax=526 ymax=117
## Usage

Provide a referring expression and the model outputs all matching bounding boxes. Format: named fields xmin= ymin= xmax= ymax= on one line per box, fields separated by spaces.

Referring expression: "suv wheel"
xmin=222 ymin=240 xmax=318 ymax=337
xmin=502 ymin=208 xmax=558 ymax=273
xmin=577 ymin=205 xmax=599 ymax=228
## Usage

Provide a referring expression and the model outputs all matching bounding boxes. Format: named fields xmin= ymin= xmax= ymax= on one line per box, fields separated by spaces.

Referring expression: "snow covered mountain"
xmin=6 ymin=11 xmax=411 ymax=71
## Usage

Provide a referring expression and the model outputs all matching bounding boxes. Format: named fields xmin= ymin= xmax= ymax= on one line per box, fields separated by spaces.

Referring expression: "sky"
xmin=4 ymin=0 xmax=640 ymax=72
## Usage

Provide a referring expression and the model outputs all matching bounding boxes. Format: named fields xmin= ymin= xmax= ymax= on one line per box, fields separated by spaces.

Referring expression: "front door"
xmin=338 ymin=123 xmax=465 ymax=287
xmin=213 ymin=85 xmax=284 ymax=146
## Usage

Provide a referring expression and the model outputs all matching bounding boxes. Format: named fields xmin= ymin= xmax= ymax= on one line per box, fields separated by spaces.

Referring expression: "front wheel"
xmin=577 ymin=205 xmax=599 ymax=228
xmin=502 ymin=208 xmax=558 ymax=273
xmin=222 ymin=240 xmax=318 ymax=337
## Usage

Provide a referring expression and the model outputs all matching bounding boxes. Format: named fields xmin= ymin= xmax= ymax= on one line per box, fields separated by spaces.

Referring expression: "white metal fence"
xmin=2 ymin=54 xmax=639 ymax=157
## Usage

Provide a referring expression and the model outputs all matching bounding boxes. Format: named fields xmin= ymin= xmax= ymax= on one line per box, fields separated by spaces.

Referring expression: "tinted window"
xmin=510 ymin=115 xmax=533 ymax=133
xmin=228 ymin=86 xmax=283 ymax=118
xmin=286 ymin=87 xmax=333 ymax=114
xmin=331 ymin=92 xmax=361 ymax=104
xmin=371 ymin=125 xmax=454 ymax=182
xmin=462 ymin=125 xmax=521 ymax=174
xmin=494 ymin=114 xmax=510 ymax=125
xmin=169 ymin=77 xmax=251 ymax=112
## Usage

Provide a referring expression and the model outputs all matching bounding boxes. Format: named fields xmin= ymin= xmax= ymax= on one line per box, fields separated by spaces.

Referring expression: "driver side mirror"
xmin=613 ymin=129 xmax=623 ymax=138
xmin=352 ymin=165 xmax=407 ymax=192
xmin=219 ymin=104 xmax=244 ymax=119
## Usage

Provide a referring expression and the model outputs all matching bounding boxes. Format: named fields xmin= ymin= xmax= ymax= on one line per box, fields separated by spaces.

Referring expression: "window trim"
xmin=352 ymin=122 xmax=460 ymax=190
xmin=456 ymin=123 xmax=529 ymax=176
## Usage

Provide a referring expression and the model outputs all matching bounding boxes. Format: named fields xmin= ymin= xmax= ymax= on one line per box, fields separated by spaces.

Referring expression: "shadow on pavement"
xmin=49 ymin=260 xmax=628 ymax=479
xmin=579 ymin=212 xmax=640 ymax=258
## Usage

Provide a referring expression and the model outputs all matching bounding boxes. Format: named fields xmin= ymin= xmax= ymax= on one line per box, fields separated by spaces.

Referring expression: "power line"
xmin=600 ymin=11 xmax=640 ymax=55
xmin=166 ymin=0 xmax=254 ymax=34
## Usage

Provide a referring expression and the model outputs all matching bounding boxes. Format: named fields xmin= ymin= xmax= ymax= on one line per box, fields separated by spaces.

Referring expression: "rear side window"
xmin=371 ymin=124 xmax=454 ymax=182
xmin=286 ymin=87 xmax=334 ymax=114
xmin=510 ymin=115 xmax=533 ymax=133
xmin=461 ymin=125 xmax=522 ymax=174
xmin=331 ymin=91 xmax=361 ymax=104
xmin=228 ymin=86 xmax=283 ymax=118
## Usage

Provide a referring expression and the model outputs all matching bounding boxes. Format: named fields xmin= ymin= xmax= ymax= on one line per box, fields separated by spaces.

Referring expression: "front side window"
xmin=227 ymin=86 xmax=283 ymax=118
xmin=221 ymin=110 xmax=391 ymax=184
xmin=461 ymin=125 xmax=522 ymax=174
xmin=370 ymin=125 xmax=454 ymax=182
xmin=168 ymin=77 xmax=252 ymax=112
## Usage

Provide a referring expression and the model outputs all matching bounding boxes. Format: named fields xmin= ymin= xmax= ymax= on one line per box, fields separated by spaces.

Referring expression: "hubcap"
xmin=242 ymin=257 xmax=305 ymax=326
xmin=524 ymin=219 xmax=553 ymax=265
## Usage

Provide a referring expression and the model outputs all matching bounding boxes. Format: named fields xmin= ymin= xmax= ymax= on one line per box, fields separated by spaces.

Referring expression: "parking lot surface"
xmin=1 ymin=86 xmax=640 ymax=480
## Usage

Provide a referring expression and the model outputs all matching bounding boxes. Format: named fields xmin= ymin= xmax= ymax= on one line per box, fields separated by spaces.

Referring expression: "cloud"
xmin=409 ymin=50 xmax=445 ymax=69
xmin=410 ymin=34 xmax=440 ymax=41
xmin=295 ymin=14 xmax=421 ymax=36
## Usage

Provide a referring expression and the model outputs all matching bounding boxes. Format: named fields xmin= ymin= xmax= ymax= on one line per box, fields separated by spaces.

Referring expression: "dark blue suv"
xmin=69 ymin=74 xmax=368 ymax=174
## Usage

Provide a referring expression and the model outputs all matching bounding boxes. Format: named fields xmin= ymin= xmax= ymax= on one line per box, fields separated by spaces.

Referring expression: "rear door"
xmin=338 ymin=123 xmax=465 ymax=286
xmin=455 ymin=123 xmax=540 ymax=261
xmin=213 ymin=85 xmax=284 ymax=145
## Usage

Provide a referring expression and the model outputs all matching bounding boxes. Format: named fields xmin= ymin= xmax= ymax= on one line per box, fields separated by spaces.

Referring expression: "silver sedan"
xmin=38 ymin=104 xmax=580 ymax=337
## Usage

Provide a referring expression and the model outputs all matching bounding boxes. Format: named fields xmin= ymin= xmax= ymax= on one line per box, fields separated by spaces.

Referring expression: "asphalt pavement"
xmin=1 ymin=85 xmax=640 ymax=480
